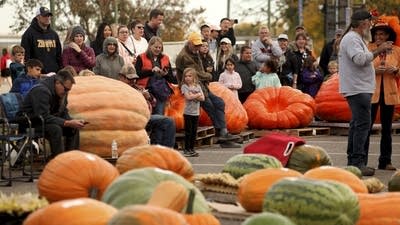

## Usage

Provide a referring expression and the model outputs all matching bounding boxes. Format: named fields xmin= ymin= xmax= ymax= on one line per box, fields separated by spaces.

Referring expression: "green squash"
xmin=388 ymin=171 xmax=400 ymax=192
xmin=342 ymin=166 xmax=362 ymax=179
xmin=263 ymin=177 xmax=360 ymax=225
xmin=102 ymin=167 xmax=210 ymax=213
xmin=286 ymin=144 xmax=332 ymax=173
xmin=242 ymin=212 xmax=296 ymax=225
xmin=222 ymin=153 xmax=282 ymax=179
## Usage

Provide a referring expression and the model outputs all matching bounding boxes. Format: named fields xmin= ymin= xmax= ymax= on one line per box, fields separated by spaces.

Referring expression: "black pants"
xmin=36 ymin=124 xmax=79 ymax=158
xmin=184 ymin=114 xmax=199 ymax=150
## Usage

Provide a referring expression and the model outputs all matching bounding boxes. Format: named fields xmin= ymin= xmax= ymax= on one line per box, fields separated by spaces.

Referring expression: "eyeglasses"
xmin=136 ymin=26 xmax=144 ymax=29
xmin=59 ymin=82 xmax=71 ymax=92
xmin=119 ymin=31 xmax=129 ymax=34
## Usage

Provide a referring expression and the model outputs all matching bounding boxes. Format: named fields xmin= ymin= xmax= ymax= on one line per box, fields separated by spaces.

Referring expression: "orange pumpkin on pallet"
xmin=38 ymin=150 xmax=120 ymax=202
xmin=165 ymin=85 xmax=185 ymax=131
xmin=356 ymin=192 xmax=400 ymax=225
xmin=199 ymin=82 xmax=248 ymax=134
xmin=115 ymin=145 xmax=194 ymax=180
xmin=243 ymin=86 xmax=316 ymax=129
xmin=68 ymin=76 xmax=150 ymax=157
xmin=304 ymin=166 xmax=368 ymax=193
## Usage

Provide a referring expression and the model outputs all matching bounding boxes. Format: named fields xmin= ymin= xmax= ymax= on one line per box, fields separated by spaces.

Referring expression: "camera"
xmin=233 ymin=19 xmax=238 ymax=24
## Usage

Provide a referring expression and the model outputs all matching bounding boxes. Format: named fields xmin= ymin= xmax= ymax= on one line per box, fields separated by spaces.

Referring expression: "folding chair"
xmin=0 ymin=92 xmax=46 ymax=186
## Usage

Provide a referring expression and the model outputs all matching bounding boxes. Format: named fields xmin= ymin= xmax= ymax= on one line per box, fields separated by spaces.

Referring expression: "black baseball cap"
xmin=36 ymin=7 xmax=53 ymax=17
xmin=351 ymin=10 xmax=373 ymax=20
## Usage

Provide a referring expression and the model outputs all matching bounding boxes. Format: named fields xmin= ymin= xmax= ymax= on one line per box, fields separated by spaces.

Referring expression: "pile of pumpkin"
xmin=20 ymin=143 xmax=400 ymax=225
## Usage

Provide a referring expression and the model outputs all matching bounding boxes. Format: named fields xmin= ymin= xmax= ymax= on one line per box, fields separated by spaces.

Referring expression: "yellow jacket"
xmin=368 ymin=43 xmax=400 ymax=105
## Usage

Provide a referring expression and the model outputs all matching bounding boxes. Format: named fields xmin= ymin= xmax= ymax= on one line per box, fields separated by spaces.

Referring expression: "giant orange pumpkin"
xmin=243 ymin=86 xmax=316 ymax=129
xmin=199 ymin=82 xmax=248 ymax=134
xmin=115 ymin=144 xmax=194 ymax=180
xmin=165 ymin=82 xmax=248 ymax=134
xmin=165 ymin=85 xmax=185 ymax=131
xmin=23 ymin=198 xmax=117 ymax=225
xmin=314 ymin=74 xmax=351 ymax=122
xmin=38 ymin=150 xmax=120 ymax=203
xmin=68 ymin=76 xmax=150 ymax=157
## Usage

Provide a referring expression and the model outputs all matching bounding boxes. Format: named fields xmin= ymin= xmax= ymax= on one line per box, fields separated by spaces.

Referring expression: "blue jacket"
xmin=10 ymin=73 xmax=40 ymax=97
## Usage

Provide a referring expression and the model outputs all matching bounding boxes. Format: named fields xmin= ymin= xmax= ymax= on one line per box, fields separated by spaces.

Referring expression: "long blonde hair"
xmin=182 ymin=67 xmax=199 ymax=86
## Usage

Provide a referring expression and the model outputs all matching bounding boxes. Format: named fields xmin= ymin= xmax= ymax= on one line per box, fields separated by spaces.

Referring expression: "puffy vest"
xmin=139 ymin=53 xmax=170 ymax=71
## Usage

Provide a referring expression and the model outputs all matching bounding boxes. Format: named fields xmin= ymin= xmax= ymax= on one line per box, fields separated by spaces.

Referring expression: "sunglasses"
xmin=136 ymin=26 xmax=144 ymax=29
xmin=59 ymin=82 xmax=71 ymax=92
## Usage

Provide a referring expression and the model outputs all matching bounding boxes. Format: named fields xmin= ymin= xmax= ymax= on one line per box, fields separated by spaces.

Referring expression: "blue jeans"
xmin=146 ymin=115 xmax=176 ymax=148
xmin=346 ymin=93 xmax=372 ymax=167
xmin=200 ymin=91 xmax=226 ymax=129
xmin=152 ymin=99 xmax=166 ymax=115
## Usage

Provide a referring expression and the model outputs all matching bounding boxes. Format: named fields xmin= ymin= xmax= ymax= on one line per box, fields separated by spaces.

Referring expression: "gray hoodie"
xmin=93 ymin=37 xmax=125 ymax=80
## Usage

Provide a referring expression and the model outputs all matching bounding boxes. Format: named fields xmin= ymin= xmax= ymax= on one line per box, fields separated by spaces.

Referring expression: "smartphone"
xmin=83 ymin=121 xmax=90 ymax=125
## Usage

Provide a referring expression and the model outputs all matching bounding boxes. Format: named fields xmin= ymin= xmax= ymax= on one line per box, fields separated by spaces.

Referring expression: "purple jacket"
xmin=62 ymin=45 xmax=96 ymax=73
xmin=301 ymin=68 xmax=323 ymax=97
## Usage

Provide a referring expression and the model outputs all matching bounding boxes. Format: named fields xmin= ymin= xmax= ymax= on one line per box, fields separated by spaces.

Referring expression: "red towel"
xmin=243 ymin=132 xmax=305 ymax=166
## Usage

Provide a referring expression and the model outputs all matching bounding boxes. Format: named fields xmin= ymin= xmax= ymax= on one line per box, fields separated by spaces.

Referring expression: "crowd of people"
xmin=0 ymin=6 xmax=398 ymax=168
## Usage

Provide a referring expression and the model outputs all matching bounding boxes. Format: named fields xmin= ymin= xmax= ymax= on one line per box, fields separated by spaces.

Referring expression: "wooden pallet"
xmin=175 ymin=126 xmax=215 ymax=150
xmin=252 ymin=127 xmax=330 ymax=138
xmin=310 ymin=121 xmax=400 ymax=136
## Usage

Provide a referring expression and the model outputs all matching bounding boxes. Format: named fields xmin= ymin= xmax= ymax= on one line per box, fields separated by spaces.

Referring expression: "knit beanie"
xmin=70 ymin=26 xmax=86 ymax=40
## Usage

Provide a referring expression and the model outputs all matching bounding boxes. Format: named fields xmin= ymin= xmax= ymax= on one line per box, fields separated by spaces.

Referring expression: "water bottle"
xmin=111 ymin=139 xmax=118 ymax=159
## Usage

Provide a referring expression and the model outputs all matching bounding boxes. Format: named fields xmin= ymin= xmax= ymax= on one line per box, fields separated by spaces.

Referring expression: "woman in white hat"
xmin=216 ymin=37 xmax=238 ymax=79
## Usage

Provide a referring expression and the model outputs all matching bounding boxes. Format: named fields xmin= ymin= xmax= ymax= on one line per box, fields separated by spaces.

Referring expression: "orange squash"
xmin=68 ymin=75 xmax=150 ymax=157
xmin=115 ymin=145 xmax=194 ymax=180
xmin=38 ymin=150 xmax=120 ymax=202
xmin=304 ymin=166 xmax=368 ymax=193
xmin=357 ymin=192 xmax=400 ymax=225
xmin=199 ymin=82 xmax=248 ymax=134
xmin=147 ymin=180 xmax=189 ymax=212
xmin=183 ymin=189 xmax=221 ymax=225
xmin=244 ymin=86 xmax=316 ymax=129
xmin=314 ymin=74 xmax=351 ymax=122
xmin=23 ymin=198 xmax=117 ymax=225
xmin=108 ymin=205 xmax=188 ymax=225
xmin=165 ymin=85 xmax=185 ymax=131
xmin=237 ymin=168 xmax=302 ymax=212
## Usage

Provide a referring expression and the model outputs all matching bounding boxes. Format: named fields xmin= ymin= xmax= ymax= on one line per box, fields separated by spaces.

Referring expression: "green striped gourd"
xmin=242 ymin=212 xmax=296 ymax=225
xmin=286 ymin=144 xmax=332 ymax=173
xmin=222 ymin=154 xmax=282 ymax=179
xmin=343 ymin=166 xmax=362 ymax=179
xmin=263 ymin=177 xmax=360 ymax=225
xmin=388 ymin=171 xmax=400 ymax=192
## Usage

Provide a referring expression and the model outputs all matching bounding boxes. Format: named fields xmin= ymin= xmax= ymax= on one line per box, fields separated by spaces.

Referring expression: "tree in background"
xmin=7 ymin=0 xmax=204 ymax=41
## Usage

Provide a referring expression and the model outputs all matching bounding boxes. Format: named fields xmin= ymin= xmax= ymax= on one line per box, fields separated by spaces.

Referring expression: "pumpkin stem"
xmin=186 ymin=189 xmax=195 ymax=214
xmin=89 ymin=187 xmax=99 ymax=199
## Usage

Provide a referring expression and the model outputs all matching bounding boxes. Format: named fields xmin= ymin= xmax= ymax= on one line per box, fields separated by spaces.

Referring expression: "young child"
xmin=9 ymin=45 xmax=26 ymax=83
xmin=301 ymin=56 xmax=323 ymax=97
xmin=252 ymin=59 xmax=281 ymax=89
xmin=325 ymin=60 xmax=338 ymax=81
xmin=218 ymin=57 xmax=242 ymax=99
xmin=10 ymin=59 xmax=43 ymax=97
xmin=181 ymin=67 xmax=205 ymax=157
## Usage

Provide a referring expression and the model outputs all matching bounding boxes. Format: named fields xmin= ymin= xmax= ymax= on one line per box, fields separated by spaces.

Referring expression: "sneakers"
xmin=183 ymin=149 xmax=199 ymax=157
xmin=218 ymin=133 xmax=240 ymax=141
xmin=359 ymin=166 xmax=375 ymax=176
xmin=378 ymin=164 xmax=397 ymax=170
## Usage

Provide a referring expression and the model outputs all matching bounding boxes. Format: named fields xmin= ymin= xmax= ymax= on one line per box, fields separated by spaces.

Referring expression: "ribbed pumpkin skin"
xmin=314 ymin=74 xmax=351 ymax=122
xmin=304 ymin=166 xmax=368 ymax=193
xmin=68 ymin=76 xmax=150 ymax=157
xmin=222 ymin=154 xmax=282 ymax=179
xmin=286 ymin=144 xmax=332 ymax=173
xmin=244 ymin=86 xmax=316 ymax=129
xmin=198 ymin=82 xmax=248 ymax=134
xmin=263 ymin=178 xmax=360 ymax=225
xmin=38 ymin=150 xmax=120 ymax=203
xmin=357 ymin=192 xmax=400 ymax=225
xmin=102 ymin=168 xmax=210 ymax=213
xmin=237 ymin=168 xmax=302 ymax=212
xmin=115 ymin=145 xmax=194 ymax=180
xmin=23 ymin=198 xmax=117 ymax=225
xmin=165 ymin=85 xmax=185 ymax=131
xmin=108 ymin=205 xmax=188 ymax=225
xmin=388 ymin=171 xmax=400 ymax=192
xmin=242 ymin=212 xmax=296 ymax=225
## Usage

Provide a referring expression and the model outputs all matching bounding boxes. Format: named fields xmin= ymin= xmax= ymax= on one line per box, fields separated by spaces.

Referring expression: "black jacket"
xmin=21 ymin=18 xmax=62 ymax=74
xmin=19 ymin=76 xmax=70 ymax=126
